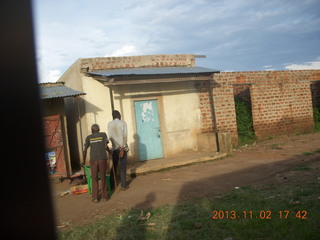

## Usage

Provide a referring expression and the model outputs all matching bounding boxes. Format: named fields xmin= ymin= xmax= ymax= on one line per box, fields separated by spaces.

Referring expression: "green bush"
xmin=313 ymin=106 xmax=320 ymax=132
xmin=235 ymin=97 xmax=255 ymax=145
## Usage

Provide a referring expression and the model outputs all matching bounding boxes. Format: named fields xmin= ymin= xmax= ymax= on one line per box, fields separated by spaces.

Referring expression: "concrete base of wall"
xmin=197 ymin=133 xmax=218 ymax=152
xmin=218 ymin=132 xmax=233 ymax=154
xmin=197 ymin=132 xmax=233 ymax=154
xmin=127 ymin=151 xmax=227 ymax=175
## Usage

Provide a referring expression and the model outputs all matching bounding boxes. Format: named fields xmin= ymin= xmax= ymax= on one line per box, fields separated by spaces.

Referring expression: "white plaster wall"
xmin=59 ymin=59 xmax=84 ymax=92
xmin=160 ymin=82 xmax=201 ymax=155
xmin=112 ymin=81 xmax=201 ymax=159
xmin=61 ymin=63 xmax=202 ymax=162
xmin=81 ymin=76 xmax=113 ymax=134
xmin=58 ymin=59 xmax=89 ymax=163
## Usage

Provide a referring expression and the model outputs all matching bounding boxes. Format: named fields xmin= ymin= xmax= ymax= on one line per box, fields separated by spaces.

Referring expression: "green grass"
xmin=302 ymin=152 xmax=313 ymax=156
xmin=302 ymin=149 xmax=320 ymax=156
xmin=59 ymin=169 xmax=320 ymax=240
xmin=313 ymin=106 xmax=320 ymax=132
xmin=293 ymin=164 xmax=312 ymax=171
xmin=271 ymin=144 xmax=283 ymax=150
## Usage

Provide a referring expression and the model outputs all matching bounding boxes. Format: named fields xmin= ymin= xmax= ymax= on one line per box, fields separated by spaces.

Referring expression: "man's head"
xmin=112 ymin=110 xmax=121 ymax=120
xmin=91 ymin=124 xmax=100 ymax=133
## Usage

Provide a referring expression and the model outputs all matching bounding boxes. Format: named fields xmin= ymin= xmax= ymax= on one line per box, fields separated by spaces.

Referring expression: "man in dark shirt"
xmin=83 ymin=124 xmax=110 ymax=203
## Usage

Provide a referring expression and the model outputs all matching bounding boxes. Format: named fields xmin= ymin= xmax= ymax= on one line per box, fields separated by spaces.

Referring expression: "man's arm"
xmin=123 ymin=121 xmax=128 ymax=147
xmin=82 ymin=147 xmax=87 ymax=166
xmin=106 ymin=144 xmax=111 ymax=153
xmin=105 ymin=138 xmax=111 ymax=153
xmin=82 ymin=136 xmax=89 ymax=166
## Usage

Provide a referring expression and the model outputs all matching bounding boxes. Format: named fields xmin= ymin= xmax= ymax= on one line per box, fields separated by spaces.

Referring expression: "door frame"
xmin=131 ymin=95 xmax=167 ymax=161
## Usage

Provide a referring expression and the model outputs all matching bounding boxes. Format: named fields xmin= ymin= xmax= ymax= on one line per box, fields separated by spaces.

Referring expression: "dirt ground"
xmin=51 ymin=132 xmax=320 ymax=228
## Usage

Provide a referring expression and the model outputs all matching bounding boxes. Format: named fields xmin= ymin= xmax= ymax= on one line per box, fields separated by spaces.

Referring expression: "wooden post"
xmin=109 ymin=86 xmax=115 ymax=111
xmin=208 ymin=76 xmax=220 ymax=152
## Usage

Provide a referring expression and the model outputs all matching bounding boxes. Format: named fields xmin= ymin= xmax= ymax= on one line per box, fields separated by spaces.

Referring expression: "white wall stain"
xmin=141 ymin=102 xmax=155 ymax=122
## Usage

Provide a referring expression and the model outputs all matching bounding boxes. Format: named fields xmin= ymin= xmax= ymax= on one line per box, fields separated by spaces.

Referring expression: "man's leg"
xmin=119 ymin=152 xmax=127 ymax=188
xmin=111 ymin=150 xmax=119 ymax=189
xmin=112 ymin=150 xmax=119 ymax=174
xmin=98 ymin=159 xmax=108 ymax=199
xmin=90 ymin=160 xmax=99 ymax=201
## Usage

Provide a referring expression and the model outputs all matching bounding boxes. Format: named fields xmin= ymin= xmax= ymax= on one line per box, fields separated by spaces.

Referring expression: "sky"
xmin=32 ymin=0 xmax=320 ymax=83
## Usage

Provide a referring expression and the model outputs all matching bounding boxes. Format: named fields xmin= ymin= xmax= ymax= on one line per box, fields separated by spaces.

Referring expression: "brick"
xmin=209 ymin=69 xmax=319 ymax=141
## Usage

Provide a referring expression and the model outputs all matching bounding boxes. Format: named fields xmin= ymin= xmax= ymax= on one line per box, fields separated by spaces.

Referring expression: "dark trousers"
xmin=90 ymin=159 xmax=107 ymax=199
xmin=112 ymin=149 xmax=127 ymax=188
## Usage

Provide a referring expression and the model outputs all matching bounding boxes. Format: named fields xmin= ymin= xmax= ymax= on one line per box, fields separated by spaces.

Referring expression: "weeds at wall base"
xmin=234 ymin=97 xmax=256 ymax=146
xmin=313 ymin=107 xmax=320 ymax=132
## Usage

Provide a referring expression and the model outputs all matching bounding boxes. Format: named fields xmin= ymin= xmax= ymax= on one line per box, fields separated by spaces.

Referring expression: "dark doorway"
xmin=233 ymin=85 xmax=255 ymax=145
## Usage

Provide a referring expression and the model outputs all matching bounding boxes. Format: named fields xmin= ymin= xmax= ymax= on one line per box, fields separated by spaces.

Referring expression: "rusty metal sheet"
xmin=42 ymin=114 xmax=67 ymax=177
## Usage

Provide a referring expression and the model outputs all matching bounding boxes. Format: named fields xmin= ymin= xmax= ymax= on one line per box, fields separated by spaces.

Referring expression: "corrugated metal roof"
xmin=39 ymin=82 xmax=85 ymax=99
xmin=87 ymin=66 xmax=219 ymax=77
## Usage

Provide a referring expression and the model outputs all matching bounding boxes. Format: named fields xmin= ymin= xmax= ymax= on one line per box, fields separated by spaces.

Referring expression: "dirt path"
xmin=52 ymin=132 xmax=320 ymax=228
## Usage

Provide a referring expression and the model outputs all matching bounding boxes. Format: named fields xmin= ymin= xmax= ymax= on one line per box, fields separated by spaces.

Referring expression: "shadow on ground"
xmin=112 ymin=152 xmax=320 ymax=240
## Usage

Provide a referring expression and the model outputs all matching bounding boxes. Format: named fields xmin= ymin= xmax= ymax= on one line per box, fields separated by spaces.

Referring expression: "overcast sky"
xmin=32 ymin=0 xmax=320 ymax=83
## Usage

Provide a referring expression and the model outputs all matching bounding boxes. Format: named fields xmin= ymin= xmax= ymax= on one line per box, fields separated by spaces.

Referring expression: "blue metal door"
xmin=134 ymin=100 xmax=164 ymax=161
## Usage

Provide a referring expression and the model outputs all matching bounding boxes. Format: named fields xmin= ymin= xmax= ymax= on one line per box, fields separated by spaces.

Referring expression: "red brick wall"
xmin=194 ymin=79 xmax=239 ymax=142
xmin=194 ymin=81 xmax=215 ymax=133
xmin=251 ymin=82 xmax=314 ymax=137
xmin=211 ymin=81 xmax=238 ymax=141
xmin=197 ymin=70 xmax=320 ymax=143
xmin=80 ymin=54 xmax=196 ymax=71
